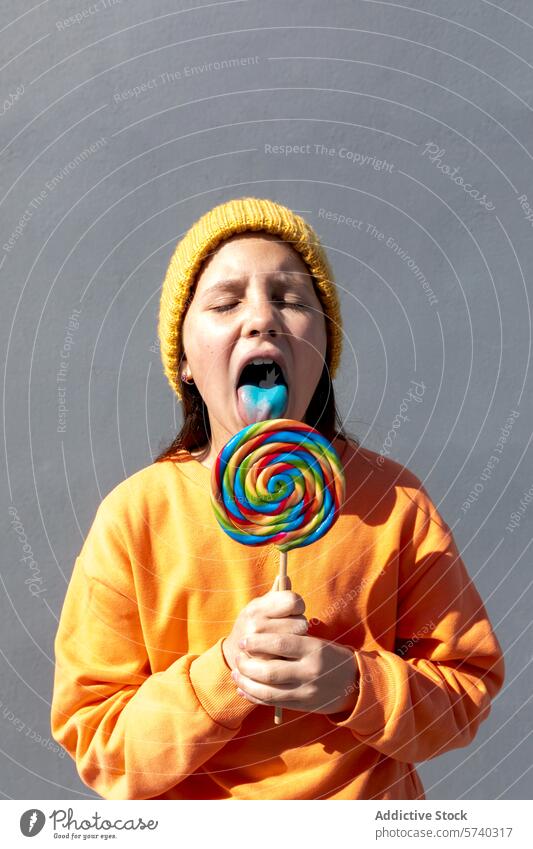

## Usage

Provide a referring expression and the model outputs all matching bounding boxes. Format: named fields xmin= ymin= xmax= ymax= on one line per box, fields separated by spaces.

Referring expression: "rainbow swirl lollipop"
xmin=210 ymin=418 xmax=346 ymax=723
xmin=210 ymin=418 xmax=345 ymax=552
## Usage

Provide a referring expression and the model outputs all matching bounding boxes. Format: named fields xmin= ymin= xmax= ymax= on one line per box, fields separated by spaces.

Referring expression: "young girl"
xmin=51 ymin=196 xmax=505 ymax=800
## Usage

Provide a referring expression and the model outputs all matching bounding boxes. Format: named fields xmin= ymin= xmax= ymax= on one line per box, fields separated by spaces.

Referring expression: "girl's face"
xmin=181 ymin=232 xmax=328 ymax=466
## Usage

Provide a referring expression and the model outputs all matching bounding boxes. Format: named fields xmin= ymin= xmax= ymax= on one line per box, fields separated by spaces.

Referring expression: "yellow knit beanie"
xmin=158 ymin=196 xmax=342 ymax=400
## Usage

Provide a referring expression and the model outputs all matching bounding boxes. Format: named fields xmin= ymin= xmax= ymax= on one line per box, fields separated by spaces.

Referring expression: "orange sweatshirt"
xmin=51 ymin=438 xmax=505 ymax=800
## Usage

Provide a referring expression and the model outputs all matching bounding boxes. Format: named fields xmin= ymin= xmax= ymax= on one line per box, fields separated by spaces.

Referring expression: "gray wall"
xmin=1 ymin=0 xmax=531 ymax=800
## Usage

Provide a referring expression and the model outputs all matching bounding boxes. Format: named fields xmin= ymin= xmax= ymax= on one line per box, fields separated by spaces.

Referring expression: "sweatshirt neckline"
xmin=188 ymin=455 xmax=212 ymax=474
xmin=171 ymin=450 xmax=211 ymax=476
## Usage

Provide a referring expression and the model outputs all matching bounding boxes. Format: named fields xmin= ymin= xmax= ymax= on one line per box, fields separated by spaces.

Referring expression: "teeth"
xmin=237 ymin=356 xmax=287 ymax=390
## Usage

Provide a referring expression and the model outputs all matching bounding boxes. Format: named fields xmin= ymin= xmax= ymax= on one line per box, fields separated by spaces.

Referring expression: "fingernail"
xmin=231 ymin=669 xmax=239 ymax=681
xmin=238 ymin=638 xmax=246 ymax=650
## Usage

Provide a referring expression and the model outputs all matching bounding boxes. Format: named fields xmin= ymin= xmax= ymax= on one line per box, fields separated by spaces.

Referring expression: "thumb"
xmin=271 ymin=574 xmax=292 ymax=592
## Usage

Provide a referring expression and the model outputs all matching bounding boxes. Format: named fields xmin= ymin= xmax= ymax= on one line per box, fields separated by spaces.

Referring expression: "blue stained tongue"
xmin=237 ymin=383 xmax=288 ymax=424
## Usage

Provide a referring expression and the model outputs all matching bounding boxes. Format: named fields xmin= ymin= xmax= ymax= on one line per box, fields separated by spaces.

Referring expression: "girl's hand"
xmin=222 ymin=575 xmax=309 ymax=670
xmin=232 ymin=632 xmax=360 ymax=716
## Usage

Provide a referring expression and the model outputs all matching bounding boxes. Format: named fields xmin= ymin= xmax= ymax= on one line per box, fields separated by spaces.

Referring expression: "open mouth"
xmin=235 ymin=358 xmax=289 ymax=424
xmin=237 ymin=359 xmax=288 ymax=391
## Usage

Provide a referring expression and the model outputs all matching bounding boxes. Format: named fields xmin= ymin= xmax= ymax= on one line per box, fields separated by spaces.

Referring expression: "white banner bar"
xmin=2 ymin=799 xmax=529 ymax=848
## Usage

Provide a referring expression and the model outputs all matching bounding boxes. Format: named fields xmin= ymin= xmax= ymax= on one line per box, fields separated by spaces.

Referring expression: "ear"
xmin=179 ymin=353 xmax=189 ymax=380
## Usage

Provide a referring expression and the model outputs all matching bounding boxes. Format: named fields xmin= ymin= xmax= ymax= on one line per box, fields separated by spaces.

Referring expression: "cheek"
xmin=185 ymin=314 xmax=227 ymax=357
xmin=296 ymin=313 xmax=327 ymax=357
xmin=185 ymin=319 xmax=235 ymax=389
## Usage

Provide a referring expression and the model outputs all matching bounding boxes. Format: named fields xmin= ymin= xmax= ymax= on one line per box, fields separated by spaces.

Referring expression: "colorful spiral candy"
xmin=210 ymin=419 xmax=346 ymax=552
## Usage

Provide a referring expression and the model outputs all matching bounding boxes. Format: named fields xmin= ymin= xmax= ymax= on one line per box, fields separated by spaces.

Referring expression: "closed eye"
xmin=280 ymin=301 xmax=309 ymax=311
xmin=211 ymin=301 xmax=309 ymax=313
xmin=211 ymin=302 xmax=239 ymax=313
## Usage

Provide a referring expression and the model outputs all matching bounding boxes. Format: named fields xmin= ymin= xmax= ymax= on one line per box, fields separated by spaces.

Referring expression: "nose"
xmin=241 ymin=294 xmax=281 ymax=338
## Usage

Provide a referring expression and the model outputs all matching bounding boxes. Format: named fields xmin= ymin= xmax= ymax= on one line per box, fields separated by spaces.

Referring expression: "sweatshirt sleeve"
xmin=51 ymin=500 xmax=256 ymax=800
xmin=326 ymin=481 xmax=505 ymax=763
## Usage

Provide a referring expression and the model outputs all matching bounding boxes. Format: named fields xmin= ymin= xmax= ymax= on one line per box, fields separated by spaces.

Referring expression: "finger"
xmin=275 ymin=575 xmax=292 ymax=591
xmin=271 ymin=574 xmax=292 ymax=592
xmin=237 ymin=689 xmax=312 ymax=714
xmin=237 ymin=687 xmax=265 ymax=705
xmin=236 ymin=688 xmax=272 ymax=707
xmin=237 ymin=688 xmax=311 ymax=714
xmin=232 ymin=669 xmax=297 ymax=705
xmin=242 ymin=632 xmax=307 ymax=658
xmin=258 ymin=590 xmax=305 ymax=618
xmin=257 ymin=615 xmax=309 ymax=636
xmin=236 ymin=654 xmax=302 ymax=686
